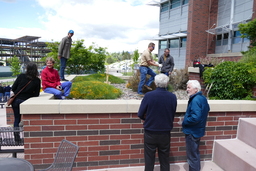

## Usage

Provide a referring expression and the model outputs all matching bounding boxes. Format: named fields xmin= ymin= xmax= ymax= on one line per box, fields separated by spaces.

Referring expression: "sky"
xmin=0 ymin=0 xmax=160 ymax=53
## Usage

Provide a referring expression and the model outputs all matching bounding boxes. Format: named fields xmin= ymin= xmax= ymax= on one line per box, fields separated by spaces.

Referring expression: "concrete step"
xmin=213 ymin=139 xmax=256 ymax=171
xmin=84 ymin=161 xmax=224 ymax=171
xmin=237 ymin=118 xmax=256 ymax=149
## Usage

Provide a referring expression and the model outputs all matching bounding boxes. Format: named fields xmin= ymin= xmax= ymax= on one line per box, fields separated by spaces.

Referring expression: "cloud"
xmin=1 ymin=0 xmax=160 ymax=52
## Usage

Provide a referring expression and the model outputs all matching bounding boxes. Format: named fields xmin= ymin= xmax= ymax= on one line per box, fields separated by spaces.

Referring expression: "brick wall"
xmin=186 ymin=0 xmax=218 ymax=66
xmin=21 ymin=112 xmax=256 ymax=171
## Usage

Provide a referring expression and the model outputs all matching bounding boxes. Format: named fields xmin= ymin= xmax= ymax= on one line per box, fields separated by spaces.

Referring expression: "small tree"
xmin=10 ymin=56 xmax=21 ymax=77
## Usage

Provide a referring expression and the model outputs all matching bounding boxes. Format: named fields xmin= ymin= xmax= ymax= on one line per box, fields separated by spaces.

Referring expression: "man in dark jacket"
xmin=158 ymin=48 xmax=174 ymax=76
xmin=138 ymin=74 xmax=177 ymax=171
xmin=182 ymin=80 xmax=210 ymax=171
xmin=58 ymin=30 xmax=74 ymax=81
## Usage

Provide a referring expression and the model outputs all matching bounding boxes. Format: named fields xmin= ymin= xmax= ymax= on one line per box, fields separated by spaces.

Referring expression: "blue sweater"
xmin=137 ymin=88 xmax=177 ymax=132
xmin=182 ymin=91 xmax=210 ymax=138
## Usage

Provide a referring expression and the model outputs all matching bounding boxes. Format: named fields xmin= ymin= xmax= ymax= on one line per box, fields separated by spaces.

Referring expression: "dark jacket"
xmin=12 ymin=74 xmax=41 ymax=100
xmin=58 ymin=36 xmax=72 ymax=59
xmin=182 ymin=91 xmax=210 ymax=138
xmin=158 ymin=54 xmax=174 ymax=73
xmin=138 ymin=88 xmax=177 ymax=132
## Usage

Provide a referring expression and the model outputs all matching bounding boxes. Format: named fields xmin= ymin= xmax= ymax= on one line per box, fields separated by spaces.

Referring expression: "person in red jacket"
xmin=41 ymin=57 xmax=72 ymax=99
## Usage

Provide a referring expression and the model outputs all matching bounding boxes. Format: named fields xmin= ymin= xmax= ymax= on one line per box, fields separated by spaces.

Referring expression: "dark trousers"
xmin=144 ymin=130 xmax=170 ymax=171
xmin=12 ymin=98 xmax=25 ymax=127
xmin=185 ymin=134 xmax=201 ymax=171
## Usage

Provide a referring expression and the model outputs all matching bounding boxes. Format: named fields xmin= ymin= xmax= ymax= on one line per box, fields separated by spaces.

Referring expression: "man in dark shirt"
xmin=138 ymin=74 xmax=177 ymax=171
xmin=158 ymin=48 xmax=174 ymax=76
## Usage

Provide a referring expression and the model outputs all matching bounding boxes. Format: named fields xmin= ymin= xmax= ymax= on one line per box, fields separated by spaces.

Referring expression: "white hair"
xmin=187 ymin=80 xmax=201 ymax=92
xmin=155 ymin=74 xmax=169 ymax=88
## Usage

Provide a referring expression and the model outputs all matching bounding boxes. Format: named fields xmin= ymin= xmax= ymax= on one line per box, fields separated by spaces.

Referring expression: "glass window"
xmin=233 ymin=31 xmax=242 ymax=44
xmin=160 ymin=40 xmax=167 ymax=49
xmin=170 ymin=39 xmax=179 ymax=48
xmin=216 ymin=34 xmax=222 ymax=46
xmin=182 ymin=0 xmax=189 ymax=5
xmin=223 ymin=33 xmax=229 ymax=45
xmin=171 ymin=0 xmax=181 ymax=9
xmin=161 ymin=2 xmax=169 ymax=12
xmin=180 ymin=37 xmax=187 ymax=48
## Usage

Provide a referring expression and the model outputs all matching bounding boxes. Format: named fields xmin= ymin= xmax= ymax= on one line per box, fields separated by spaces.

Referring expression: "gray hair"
xmin=155 ymin=74 xmax=169 ymax=88
xmin=187 ymin=80 xmax=201 ymax=92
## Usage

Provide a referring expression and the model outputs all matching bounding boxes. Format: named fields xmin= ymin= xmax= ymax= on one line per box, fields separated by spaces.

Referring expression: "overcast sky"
xmin=0 ymin=0 xmax=160 ymax=53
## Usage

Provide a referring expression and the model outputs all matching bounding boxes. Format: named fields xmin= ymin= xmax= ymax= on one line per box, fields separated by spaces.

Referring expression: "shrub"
xmin=69 ymin=80 xmax=122 ymax=99
xmin=203 ymin=61 xmax=256 ymax=99
xmin=169 ymin=68 xmax=188 ymax=91
xmin=69 ymin=73 xmax=124 ymax=99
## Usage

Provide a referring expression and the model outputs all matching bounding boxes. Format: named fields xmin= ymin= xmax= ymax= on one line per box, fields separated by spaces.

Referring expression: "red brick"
xmin=42 ymin=137 xmax=64 ymax=142
xmin=207 ymin=121 xmax=225 ymax=126
xmin=66 ymin=125 xmax=87 ymax=130
xmin=110 ymin=134 xmax=130 ymax=140
xmin=110 ymin=113 xmax=130 ymax=118
xmin=217 ymin=116 xmax=234 ymax=121
xmin=78 ymin=119 xmax=99 ymax=124
xmin=88 ymin=145 xmax=109 ymax=151
xmin=78 ymin=141 xmax=99 ymax=147
xmin=42 ymin=114 xmax=64 ymax=119
xmin=54 ymin=120 xmax=76 ymax=125
xmin=30 ymin=120 xmax=53 ymax=125
xmin=88 ymin=156 xmax=108 ymax=161
xmin=110 ymin=145 xmax=130 ymax=150
xmin=42 ymin=125 xmax=65 ymax=131
xmin=24 ymin=126 xmax=41 ymax=132
xmin=88 ymin=114 xmax=109 ymax=118
xmin=31 ymin=143 xmax=54 ymax=148
xmin=110 ymin=154 xmax=129 ymax=160
xmin=225 ymin=121 xmax=238 ymax=126
xmin=88 ymin=135 xmax=109 ymax=141
xmin=88 ymin=124 xmax=109 ymax=130
xmin=121 ymin=139 xmax=141 ymax=144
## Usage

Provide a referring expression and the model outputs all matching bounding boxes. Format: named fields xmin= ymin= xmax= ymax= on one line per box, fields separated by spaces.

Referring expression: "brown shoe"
xmin=144 ymin=85 xmax=152 ymax=91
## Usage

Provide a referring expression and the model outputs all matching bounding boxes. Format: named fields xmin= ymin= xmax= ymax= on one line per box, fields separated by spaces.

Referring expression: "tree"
xmin=132 ymin=49 xmax=139 ymax=64
xmin=239 ymin=19 xmax=256 ymax=47
xmin=10 ymin=56 xmax=21 ymax=76
xmin=44 ymin=40 xmax=107 ymax=74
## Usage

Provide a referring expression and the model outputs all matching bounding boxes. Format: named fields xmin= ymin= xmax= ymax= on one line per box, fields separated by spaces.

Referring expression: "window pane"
xmin=161 ymin=2 xmax=169 ymax=12
xmin=216 ymin=40 xmax=222 ymax=46
xmin=233 ymin=37 xmax=242 ymax=44
xmin=160 ymin=40 xmax=167 ymax=49
xmin=182 ymin=0 xmax=189 ymax=5
xmin=170 ymin=39 xmax=179 ymax=48
xmin=181 ymin=37 xmax=187 ymax=47
xmin=171 ymin=0 xmax=181 ymax=9
xmin=223 ymin=39 xmax=228 ymax=45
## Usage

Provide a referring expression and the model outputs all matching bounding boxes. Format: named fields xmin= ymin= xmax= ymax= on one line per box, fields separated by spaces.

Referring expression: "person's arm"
xmin=137 ymin=98 xmax=147 ymax=120
xmin=182 ymin=100 xmax=202 ymax=126
xmin=33 ymin=79 xmax=41 ymax=97
xmin=169 ymin=56 xmax=174 ymax=73
xmin=11 ymin=74 xmax=21 ymax=92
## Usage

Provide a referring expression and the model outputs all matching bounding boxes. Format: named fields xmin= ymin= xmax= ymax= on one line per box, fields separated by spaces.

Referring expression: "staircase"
xmin=213 ymin=118 xmax=256 ymax=171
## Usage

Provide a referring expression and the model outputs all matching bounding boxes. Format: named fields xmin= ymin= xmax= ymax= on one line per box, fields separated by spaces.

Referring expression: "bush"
xmin=69 ymin=73 xmax=123 ymax=99
xmin=69 ymin=81 xmax=122 ymax=99
xmin=169 ymin=68 xmax=188 ymax=91
xmin=203 ymin=61 xmax=256 ymax=99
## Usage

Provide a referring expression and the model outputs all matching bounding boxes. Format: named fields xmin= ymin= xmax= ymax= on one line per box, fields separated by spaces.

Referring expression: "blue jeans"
xmin=185 ymin=134 xmax=201 ymax=171
xmin=12 ymin=98 xmax=25 ymax=127
xmin=44 ymin=81 xmax=72 ymax=99
xmin=60 ymin=57 xmax=67 ymax=80
xmin=137 ymin=66 xmax=156 ymax=94
xmin=0 ymin=93 xmax=3 ymax=102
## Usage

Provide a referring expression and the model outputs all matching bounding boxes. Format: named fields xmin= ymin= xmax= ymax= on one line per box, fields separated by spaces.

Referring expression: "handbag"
xmin=7 ymin=80 xmax=32 ymax=106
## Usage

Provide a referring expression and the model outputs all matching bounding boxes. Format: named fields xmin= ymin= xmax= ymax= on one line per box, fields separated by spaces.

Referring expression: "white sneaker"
xmin=61 ymin=96 xmax=66 ymax=99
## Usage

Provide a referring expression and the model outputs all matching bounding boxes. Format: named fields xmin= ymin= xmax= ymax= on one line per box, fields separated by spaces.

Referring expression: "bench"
xmin=0 ymin=127 xmax=24 ymax=158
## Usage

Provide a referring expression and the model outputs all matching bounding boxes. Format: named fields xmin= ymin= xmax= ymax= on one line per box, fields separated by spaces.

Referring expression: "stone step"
xmin=84 ymin=161 xmax=224 ymax=171
xmin=237 ymin=118 xmax=256 ymax=149
xmin=213 ymin=139 xmax=256 ymax=171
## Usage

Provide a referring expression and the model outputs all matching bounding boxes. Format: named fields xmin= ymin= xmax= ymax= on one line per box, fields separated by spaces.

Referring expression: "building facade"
xmin=150 ymin=0 xmax=255 ymax=69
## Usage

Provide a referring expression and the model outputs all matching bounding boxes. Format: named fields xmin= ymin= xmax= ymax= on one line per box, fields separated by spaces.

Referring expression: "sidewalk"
xmin=0 ymin=105 xmax=24 ymax=158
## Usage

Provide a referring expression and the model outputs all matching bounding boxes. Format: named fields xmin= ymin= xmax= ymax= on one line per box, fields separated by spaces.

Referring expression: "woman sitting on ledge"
xmin=41 ymin=57 xmax=72 ymax=99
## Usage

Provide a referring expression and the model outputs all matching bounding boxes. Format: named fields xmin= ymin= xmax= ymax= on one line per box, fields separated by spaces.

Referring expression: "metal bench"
xmin=0 ymin=127 xmax=24 ymax=158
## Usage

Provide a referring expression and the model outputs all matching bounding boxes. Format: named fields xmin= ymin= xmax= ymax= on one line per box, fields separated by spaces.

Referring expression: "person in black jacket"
xmin=158 ymin=48 xmax=174 ymax=76
xmin=11 ymin=62 xmax=41 ymax=129
xmin=138 ymin=74 xmax=177 ymax=171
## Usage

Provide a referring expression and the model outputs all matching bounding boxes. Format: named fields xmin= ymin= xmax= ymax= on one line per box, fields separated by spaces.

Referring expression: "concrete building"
xmin=149 ymin=0 xmax=255 ymax=69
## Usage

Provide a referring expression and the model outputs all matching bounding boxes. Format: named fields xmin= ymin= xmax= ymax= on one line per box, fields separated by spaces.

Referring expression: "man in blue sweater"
xmin=182 ymin=80 xmax=210 ymax=171
xmin=138 ymin=74 xmax=177 ymax=171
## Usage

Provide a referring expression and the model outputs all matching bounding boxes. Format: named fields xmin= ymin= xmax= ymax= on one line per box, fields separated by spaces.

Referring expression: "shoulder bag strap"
xmin=12 ymin=80 xmax=32 ymax=98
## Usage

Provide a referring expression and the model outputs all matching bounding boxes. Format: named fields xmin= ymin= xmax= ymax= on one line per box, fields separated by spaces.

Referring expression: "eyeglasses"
xmin=151 ymin=46 xmax=155 ymax=49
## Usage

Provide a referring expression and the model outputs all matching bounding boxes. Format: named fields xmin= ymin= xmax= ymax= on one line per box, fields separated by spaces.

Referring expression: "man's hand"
xmin=56 ymin=85 xmax=62 ymax=90
xmin=159 ymin=64 xmax=163 ymax=68
xmin=58 ymin=56 xmax=61 ymax=60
